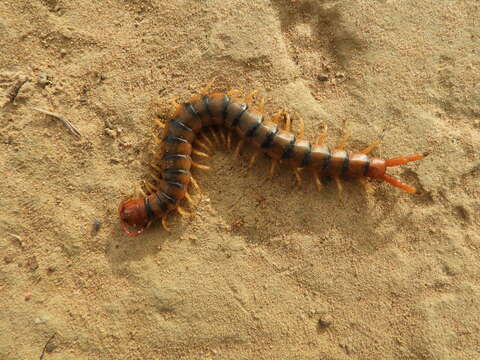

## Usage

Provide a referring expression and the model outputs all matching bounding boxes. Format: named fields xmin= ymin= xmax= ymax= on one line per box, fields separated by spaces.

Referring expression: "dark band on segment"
xmin=232 ymin=104 xmax=248 ymax=127
xmin=144 ymin=197 xmax=155 ymax=220
xmin=202 ymin=95 xmax=211 ymax=118
xmin=246 ymin=118 xmax=262 ymax=137
xmin=163 ymin=153 xmax=188 ymax=160
xmin=164 ymin=168 xmax=188 ymax=175
xmin=261 ymin=127 xmax=279 ymax=148
xmin=170 ymin=118 xmax=192 ymax=132
xmin=221 ymin=95 xmax=231 ymax=120
xmin=341 ymin=152 xmax=350 ymax=174
xmin=282 ymin=136 xmax=296 ymax=159
xmin=157 ymin=190 xmax=176 ymax=204
xmin=363 ymin=159 xmax=370 ymax=176
xmin=154 ymin=193 xmax=169 ymax=212
xmin=163 ymin=135 xmax=188 ymax=143
xmin=165 ymin=181 xmax=184 ymax=189
xmin=185 ymin=103 xmax=200 ymax=119
xmin=301 ymin=143 xmax=312 ymax=168
xmin=322 ymin=149 xmax=332 ymax=170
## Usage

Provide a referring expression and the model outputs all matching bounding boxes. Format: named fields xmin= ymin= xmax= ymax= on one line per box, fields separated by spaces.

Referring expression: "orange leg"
xmin=360 ymin=140 xmax=381 ymax=155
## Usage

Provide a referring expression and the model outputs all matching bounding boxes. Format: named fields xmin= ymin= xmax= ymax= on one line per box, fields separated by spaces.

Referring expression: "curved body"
xmin=119 ymin=92 xmax=425 ymax=236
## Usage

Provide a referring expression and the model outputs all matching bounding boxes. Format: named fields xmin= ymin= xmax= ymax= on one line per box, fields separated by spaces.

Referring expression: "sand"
xmin=1 ymin=0 xmax=479 ymax=359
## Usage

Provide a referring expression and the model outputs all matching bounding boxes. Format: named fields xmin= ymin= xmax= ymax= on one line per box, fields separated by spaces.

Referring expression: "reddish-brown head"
xmin=118 ymin=197 xmax=150 ymax=236
xmin=366 ymin=153 xmax=427 ymax=194
xmin=366 ymin=158 xmax=386 ymax=179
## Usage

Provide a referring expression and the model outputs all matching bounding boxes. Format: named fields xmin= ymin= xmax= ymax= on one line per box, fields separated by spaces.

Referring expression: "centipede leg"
xmin=154 ymin=118 xmax=165 ymax=129
xmin=209 ymin=127 xmax=220 ymax=146
xmin=192 ymin=149 xmax=210 ymax=158
xmin=311 ymin=170 xmax=322 ymax=192
xmin=185 ymin=191 xmax=197 ymax=206
xmin=284 ymin=112 xmax=292 ymax=132
xmin=336 ymin=121 xmax=350 ymax=150
xmin=219 ymin=128 xmax=227 ymax=147
xmin=272 ymin=112 xmax=282 ymax=125
xmin=315 ymin=123 xmax=328 ymax=145
xmin=360 ymin=140 xmax=382 ymax=155
xmin=293 ymin=168 xmax=302 ymax=185
xmin=297 ymin=115 xmax=305 ymax=140
xmin=258 ymin=97 xmax=266 ymax=114
xmin=200 ymin=132 xmax=215 ymax=149
xmin=227 ymin=129 xmax=233 ymax=150
xmin=190 ymin=176 xmax=201 ymax=193
xmin=334 ymin=176 xmax=344 ymax=197
xmin=177 ymin=206 xmax=195 ymax=217
xmin=357 ymin=177 xmax=373 ymax=193
xmin=143 ymin=180 xmax=158 ymax=194
xmin=234 ymin=139 xmax=245 ymax=158
xmin=192 ymin=161 xmax=211 ymax=171
xmin=269 ymin=159 xmax=278 ymax=178
xmin=247 ymin=151 xmax=260 ymax=169
xmin=243 ymin=90 xmax=258 ymax=103
xmin=161 ymin=215 xmax=171 ymax=232
xmin=194 ymin=139 xmax=212 ymax=154
xmin=149 ymin=162 xmax=162 ymax=174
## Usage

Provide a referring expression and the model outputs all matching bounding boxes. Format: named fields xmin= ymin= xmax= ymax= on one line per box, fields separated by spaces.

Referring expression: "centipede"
xmin=118 ymin=87 xmax=428 ymax=236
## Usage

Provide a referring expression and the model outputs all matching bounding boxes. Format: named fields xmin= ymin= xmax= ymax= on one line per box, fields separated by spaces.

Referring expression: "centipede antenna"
xmin=385 ymin=153 xmax=426 ymax=167
xmin=382 ymin=173 xmax=417 ymax=194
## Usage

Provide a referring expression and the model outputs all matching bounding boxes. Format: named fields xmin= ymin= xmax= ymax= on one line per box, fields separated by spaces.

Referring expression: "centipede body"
xmin=118 ymin=89 xmax=427 ymax=236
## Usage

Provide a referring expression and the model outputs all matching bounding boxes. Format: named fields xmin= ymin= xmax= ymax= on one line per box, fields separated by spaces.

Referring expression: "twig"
xmin=32 ymin=107 xmax=81 ymax=138
xmin=39 ymin=333 xmax=55 ymax=360
xmin=4 ymin=77 xmax=28 ymax=106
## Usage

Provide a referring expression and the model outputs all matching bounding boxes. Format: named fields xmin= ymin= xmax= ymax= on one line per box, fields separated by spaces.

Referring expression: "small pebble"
xmin=92 ymin=219 xmax=101 ymax=234
xmin=317 ymin=74 xmax=329 ymax=81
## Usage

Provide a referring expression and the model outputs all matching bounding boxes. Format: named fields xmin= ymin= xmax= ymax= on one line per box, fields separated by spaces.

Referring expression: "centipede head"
xmin=118 ymin=197 xmax=150 ymax=236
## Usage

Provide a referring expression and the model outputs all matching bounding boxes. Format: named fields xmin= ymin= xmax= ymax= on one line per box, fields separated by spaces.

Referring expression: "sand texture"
xmin=1 ymin=0 xmax=479 ymax=359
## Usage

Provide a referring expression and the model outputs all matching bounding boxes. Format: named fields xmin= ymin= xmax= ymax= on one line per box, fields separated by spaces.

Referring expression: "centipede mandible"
xmin=118 ymin=87 xmax=428 ymax=236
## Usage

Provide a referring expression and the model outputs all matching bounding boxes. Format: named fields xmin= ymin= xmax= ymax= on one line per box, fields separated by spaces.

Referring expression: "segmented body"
xmin=119 ymin=91 xmax=426 ymax=236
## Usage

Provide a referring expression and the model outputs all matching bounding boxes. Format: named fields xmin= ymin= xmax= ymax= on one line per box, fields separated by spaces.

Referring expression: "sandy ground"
xmin=1 ymin=0 xmax=479 ymax=359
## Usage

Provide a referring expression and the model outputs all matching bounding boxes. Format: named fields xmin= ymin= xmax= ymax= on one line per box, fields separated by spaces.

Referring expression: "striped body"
xmin=118 ymin=91 xmax=425 ymax=236
xmin=138 ymin=93 xmax=384 ymax=222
